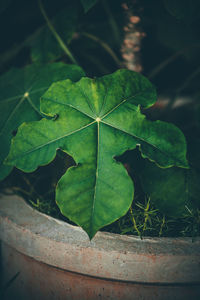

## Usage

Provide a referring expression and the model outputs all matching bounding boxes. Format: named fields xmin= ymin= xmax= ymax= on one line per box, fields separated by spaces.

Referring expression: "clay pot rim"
xmin=0 ymin=194 xmax=200 ymax=284
xmin=32 ymin=199 xmax=198 ymax=244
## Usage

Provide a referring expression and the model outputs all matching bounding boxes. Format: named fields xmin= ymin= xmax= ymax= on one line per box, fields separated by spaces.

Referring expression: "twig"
xmin=101 ymin=0 xmax=121 ymax=45
xmin=82 ymin=52 xmax=111 ymax=74
xmin=176 ymin=66 xmax=200 ymax=94
xmin=148 ymin=44 xmax=200 ymax=79
xmin=38 ymin=0 xmax=78 ymax=65
xmin=0 ymin=27 xmax=43 ymax=69
xmin=161 ymin=65 xmax=200 ymax=113
xmin=11 ymin=186 xmax=32 ymax=197
xmin=81 ymin=32 xmax=122 ymax=68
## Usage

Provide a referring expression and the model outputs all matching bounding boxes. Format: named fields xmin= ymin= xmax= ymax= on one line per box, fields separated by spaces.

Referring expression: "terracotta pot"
xmin=0 ymin=194 xmax=200 ymax=300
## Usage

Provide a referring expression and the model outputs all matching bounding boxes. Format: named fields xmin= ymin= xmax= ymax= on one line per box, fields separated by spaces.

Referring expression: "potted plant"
xmin=0 ymin=1 xmax=200 ymax=299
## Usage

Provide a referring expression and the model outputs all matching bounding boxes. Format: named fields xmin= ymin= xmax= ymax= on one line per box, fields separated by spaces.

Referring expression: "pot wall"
xmin=0 ymin=194 xmax=200 ymax=300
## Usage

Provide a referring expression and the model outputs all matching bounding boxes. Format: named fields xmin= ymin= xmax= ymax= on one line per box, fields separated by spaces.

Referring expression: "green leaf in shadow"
xmin=31 ymin=3 xmax=78 ymax=63
xmin=0 ymin=63 xmax=85 ymax=180
xmin=139 ymin=138 xmax=200 ymax=217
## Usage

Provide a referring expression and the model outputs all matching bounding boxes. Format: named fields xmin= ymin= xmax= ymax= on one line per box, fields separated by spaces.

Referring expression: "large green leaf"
xmin=80 ymin=0 xmax=98 ymax=13
xmin=139 ymin=138 xmax=200 ymax=217
xmin=6 ymin=69 xmax=188 ymax=239
xmin=139 ymin=161 xmax=200 ymax=217
xmin=31 ymin=4 xmax=78 ymax=63
xmin=0 ymin=63 xmax=85 ymax=180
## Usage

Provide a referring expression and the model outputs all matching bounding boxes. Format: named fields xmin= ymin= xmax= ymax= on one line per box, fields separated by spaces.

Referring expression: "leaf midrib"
xmin=42 ymin=97 xmax=95 ymax=119
xmin=10 ymin=115 xmax=184 ymax=167
xmin=89 ymin=120 xmax=100 ymax=237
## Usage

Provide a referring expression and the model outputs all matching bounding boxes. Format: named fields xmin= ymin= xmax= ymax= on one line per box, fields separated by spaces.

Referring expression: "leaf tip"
xmin=4 ymin=153 xmax=12 ymax=166
xmin=179 ymin=159 xmax=190 ymax=169
xmin=87 ymin=229 xmax=97 ymax=241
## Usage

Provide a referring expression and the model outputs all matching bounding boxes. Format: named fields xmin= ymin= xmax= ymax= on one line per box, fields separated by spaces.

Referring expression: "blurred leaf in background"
xmin=0 ymin=63 xmax=85 ymax=180
xmin=30 ymin=3 xmax=78 ymax=63
xmin=80 ymin=0 xmax=98 ymax=13
xmin=139 ymin=139 xmax=200 ymax=217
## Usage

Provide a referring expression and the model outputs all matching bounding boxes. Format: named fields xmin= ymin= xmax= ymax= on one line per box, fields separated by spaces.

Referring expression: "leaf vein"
xmin=0 ymin=96 xmax=25 ymax=135
xmin=101 ymin=120 xmax=182 ymax=165
xmin=41 ymin=97 xmax=95 ymax=120
xmin=10 ymin=121 xmax=96 ymax=161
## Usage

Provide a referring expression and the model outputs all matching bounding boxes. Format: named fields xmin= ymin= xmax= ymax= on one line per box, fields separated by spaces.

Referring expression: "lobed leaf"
xmin=6 ymin=69 xmax=188 ymax=238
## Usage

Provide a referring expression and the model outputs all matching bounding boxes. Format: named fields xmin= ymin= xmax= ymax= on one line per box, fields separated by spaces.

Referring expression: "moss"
xmin=1 ymin=151 xmax=199 ymax=238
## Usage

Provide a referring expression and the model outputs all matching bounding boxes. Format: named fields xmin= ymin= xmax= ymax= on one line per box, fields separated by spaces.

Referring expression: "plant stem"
xmin=0 ymin=27 xmax=43 ymax=69
xmin=161 ymin=65 xmax=200 ymax=114
xmin=176 ymin=66 xmax=200 ymax=94
xmin=12 ymin=186 xmax=32 ymax=197
xmin=26 ymin=95 xmax=57 ymax=120
xmin=22 ymin=174 xmax=42 ymax=200
xmin=142 ymin=198 xmax=150 ymax=233
xmin=148 ymin=44 xmax=200 ymax=79
xmin=148 ymin=51 xmax=181 ymax=79
xmin=101 ymin=0 xmax=121 ymax=45
xmin=130 ymin=206 xmax=142 ymax=238
xmin=26 ymin=96 xmax=46 ymax=118
xmin=82 ymin=52 xmax=111 ymax=74
xmin=81 ymin=32 xmax=122 ymax=68
xmin=159 ymin=215 xmax=165 ymax=237
xmin=38 ymin=0 xmax=78 ymax=65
